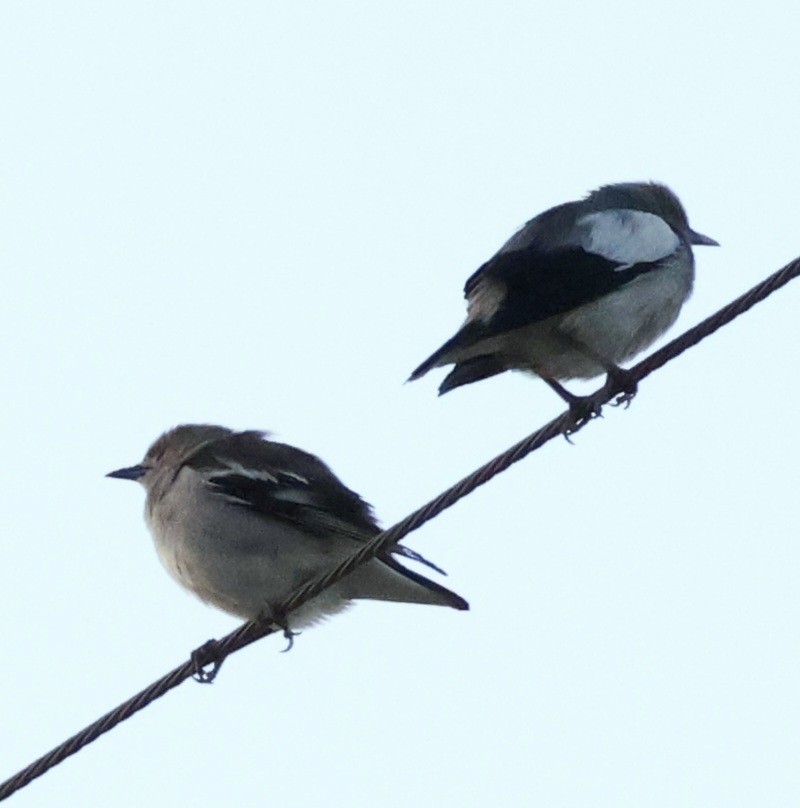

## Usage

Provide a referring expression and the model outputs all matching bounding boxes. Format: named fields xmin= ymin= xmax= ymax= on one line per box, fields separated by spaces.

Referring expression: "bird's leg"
xmin=570 ymin=363 xmax=637 ymax=415
xmin=190 ymin=638 xmax=226 ymax=684
xmin=542 ymin=377 xmax=603 ymax=438
xmin=555 ymin=333 xmax=639 ymax=411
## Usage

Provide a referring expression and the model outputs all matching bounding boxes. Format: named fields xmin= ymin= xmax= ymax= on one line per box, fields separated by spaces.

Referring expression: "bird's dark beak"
xmin=688 ymin=228 xmax=719 ymax=247
xmin=106 ymin=464 xmax=149 ymax=481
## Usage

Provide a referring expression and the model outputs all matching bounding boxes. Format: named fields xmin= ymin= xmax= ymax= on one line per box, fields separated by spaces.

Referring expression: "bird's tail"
xmin=438 ymin=355 xmax=507 ymax=395
xmin=342 ymin=556 xmax=469 ymax=611
xmin=407 ymin=324 xmax=483 ymax=383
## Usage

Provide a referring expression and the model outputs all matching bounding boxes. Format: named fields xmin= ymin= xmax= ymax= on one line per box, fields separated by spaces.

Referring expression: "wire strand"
xmin=2 ymin=255 xmax=798 ymax=802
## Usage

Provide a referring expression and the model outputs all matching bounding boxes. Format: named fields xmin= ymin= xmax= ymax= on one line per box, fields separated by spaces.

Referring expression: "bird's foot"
xmin=562 ymin=396 xmax=604 ymax=441
xmin=604 ymin=368 xmax=638 ymax=408
xmin=562 ymin=369 xmax=637 ymax=438
xmin=543 ymin=377 xmax=603 ymax=440
xmin=190 ymin=639 xmax=226 ymax=684
xmin=280 ymin=627 xmax=301 ymax=653
xmin=265 ymin=608 xmax=301 ymax=653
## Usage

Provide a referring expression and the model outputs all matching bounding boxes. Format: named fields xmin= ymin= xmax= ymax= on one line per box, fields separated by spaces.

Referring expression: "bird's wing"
xmin=183 ymin=431 xmax=448 ymax=574
xmin=463 ymin=208 xmax=681 ymax=334
xmin=184 ymin=431 xmax=378 ymax=540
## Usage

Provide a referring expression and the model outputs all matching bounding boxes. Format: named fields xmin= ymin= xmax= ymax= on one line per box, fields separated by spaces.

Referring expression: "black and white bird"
xmin=409 ymin=182 xmax=718 ymax=419
xmin=108 ymin=425 xmax=468 ymax=639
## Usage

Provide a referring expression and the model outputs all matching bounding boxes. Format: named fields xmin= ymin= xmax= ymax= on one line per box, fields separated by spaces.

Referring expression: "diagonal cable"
xmin=1 ymin=255 xmax=798 ymax=803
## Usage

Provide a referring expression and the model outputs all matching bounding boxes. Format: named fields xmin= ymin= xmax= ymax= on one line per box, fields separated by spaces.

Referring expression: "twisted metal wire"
xmin=2 ymin=255 xmax=798 ymax=802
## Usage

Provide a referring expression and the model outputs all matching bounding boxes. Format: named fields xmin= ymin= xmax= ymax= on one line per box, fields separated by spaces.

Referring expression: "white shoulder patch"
xmin=578 ymin=210 xmax=679 ymax=269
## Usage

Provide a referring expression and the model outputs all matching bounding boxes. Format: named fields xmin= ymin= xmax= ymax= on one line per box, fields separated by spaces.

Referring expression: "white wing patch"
xmin=277 ymin=470 xmax=310 ymax=485
xmin=270 ymin=470 xmax=315 ymax=505
xmin=217 ymin=460 xmax=278 ymax=484
xmin=578 ymin=210 xmax=679 ymax=269
xmin=205 ymin=460 xmax=313 ymax=506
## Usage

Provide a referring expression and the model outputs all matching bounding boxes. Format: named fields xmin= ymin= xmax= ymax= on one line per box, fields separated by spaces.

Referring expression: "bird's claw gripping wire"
xmin=560 ymin=367 xmax=639 ymax=440
xmin=562 ymin=398 xmax=604 ymax=442
xmin=190 ymin=639 xmax=226 ymax=684
xmin=604 ymin=367 xmax=638 ymax=409
xmin=542 ymin=376 xmax=604 ymax=441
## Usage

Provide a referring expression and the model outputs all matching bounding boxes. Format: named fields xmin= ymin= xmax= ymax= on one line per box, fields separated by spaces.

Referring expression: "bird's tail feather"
xmin=407 ymin=324 xmax=483 ymax=383
xmin=342 ymin=556 xmax=469 ymax=611
xmin=392 ymin=544 xmax=447 ymax=576
xmin=438 ymin=355 xmax=507 ymax=395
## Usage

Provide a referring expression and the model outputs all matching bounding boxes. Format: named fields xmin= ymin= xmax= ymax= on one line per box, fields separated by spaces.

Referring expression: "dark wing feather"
xmin=186 ymin=432 xmax=379 ymax=538
xmin=465 ymin=247 xmax=658 ymax=336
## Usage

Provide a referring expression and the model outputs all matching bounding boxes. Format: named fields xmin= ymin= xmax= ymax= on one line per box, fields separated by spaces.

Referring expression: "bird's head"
xmin=586 ymin=181 xmax=719 ymax=247
xmin=107 ymin=424 xmax=234 ymax=492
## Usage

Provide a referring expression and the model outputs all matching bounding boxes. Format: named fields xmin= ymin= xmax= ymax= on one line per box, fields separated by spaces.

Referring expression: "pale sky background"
xmin=2 ymin=2 xmax=800 ymax=806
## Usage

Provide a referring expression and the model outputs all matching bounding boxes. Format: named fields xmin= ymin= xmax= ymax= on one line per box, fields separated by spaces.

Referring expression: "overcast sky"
xmin=2 ymin=2 xmax=800 ymax=806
